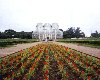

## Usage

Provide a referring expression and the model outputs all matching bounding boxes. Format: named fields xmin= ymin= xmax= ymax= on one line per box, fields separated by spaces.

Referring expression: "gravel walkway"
xmin=0 ymin=42 xmax=41 ymax=57
xmin=0 ymin=42 xmax=100 ymax=58
xmin=54 ymin=42 xmax=100 ymax=58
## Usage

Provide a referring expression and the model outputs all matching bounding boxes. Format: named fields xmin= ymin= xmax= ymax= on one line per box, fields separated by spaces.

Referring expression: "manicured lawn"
xmin=57 ymin=38 xmax=100 ymax=49
xmin=0 ymin=39 xmax=38 ymax=47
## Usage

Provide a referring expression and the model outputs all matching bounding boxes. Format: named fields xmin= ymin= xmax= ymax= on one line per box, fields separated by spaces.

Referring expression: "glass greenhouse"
xmin=32 ymin=23 xmax=63 ymax=41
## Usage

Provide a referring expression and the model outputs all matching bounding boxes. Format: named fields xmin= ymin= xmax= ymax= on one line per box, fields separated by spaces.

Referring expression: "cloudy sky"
xmin=0 ymin=0 xmax=100 ymax=36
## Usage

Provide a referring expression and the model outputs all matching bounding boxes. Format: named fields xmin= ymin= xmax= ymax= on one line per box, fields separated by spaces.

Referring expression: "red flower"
xmin=81 ymin=70 xmax=85 ymax=74
xmin=58 ymin=61 xmax=62 ymax=65
xmin=30 ymin=67 xmax=34 ymax=71
xmin=44 ymin=61 xmax=48 ymax=65
xmin=45 ymin=70 xmax=48 ymax=74
xmin=73 ymin=63 xmax=76 ymax=67
xmin=8 ymin=74 xmax=10 ymax=78
xmin=66 ymin=47 xmax=68 ymax=50
xmin=44 ymin=75 xmax=48 ymax=80
xmin=67 ymin=58 xmax=70 ymax=62
xmin=46 ymin=56 xmax=49 ymax=59
xmin=66 ymin=72 xmax=69 ymax=76
xmin=32 ymin=54 xmax=34 ymax=57
xmin=87 ymin=76 xmax=91 ymax=80
xmin=96 ymin=70 xmax=100 ymax=74
xmin=36 ymin=58 xmax=39 ymax=61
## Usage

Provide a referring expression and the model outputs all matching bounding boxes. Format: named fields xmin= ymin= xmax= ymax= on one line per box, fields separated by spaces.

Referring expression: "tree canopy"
xmin=63 ymin=27 xmax=85 ymax=38
xmin=91 ymin=30 xmax=100 ymax=38
xmin=0 ymin=29 xmax=33 ymax=39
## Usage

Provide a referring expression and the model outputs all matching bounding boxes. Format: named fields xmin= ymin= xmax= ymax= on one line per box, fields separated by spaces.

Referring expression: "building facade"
xmin=32 ymin=23 xmax=63 ymax=41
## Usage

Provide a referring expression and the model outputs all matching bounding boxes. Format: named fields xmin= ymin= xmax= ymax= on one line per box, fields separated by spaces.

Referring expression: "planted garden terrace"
xmin=0 ymin=43 xmax=100 ymax=80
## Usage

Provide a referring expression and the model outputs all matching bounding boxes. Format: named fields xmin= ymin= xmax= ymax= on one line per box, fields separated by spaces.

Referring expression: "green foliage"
xmin=91 ymin=30 xmax=100 ymax=38
xmin=4 ymin=29 xmax=16 ymax=38
xmin=58 ymin=38 xmax=100 ymax=48
xmin=58 ymin=39 xmax=100 ymax=44
xmin=0 ymin=39 xmax=38 ymax=47
xmin=0 ymin=29 xmax=33 ymax=39
xmin=63 ymin=27 xmax=85 ymax=38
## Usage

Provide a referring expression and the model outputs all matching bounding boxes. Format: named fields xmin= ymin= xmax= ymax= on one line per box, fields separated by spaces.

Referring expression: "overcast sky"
xmin=0 ymin=0 xmax=100 ymax=36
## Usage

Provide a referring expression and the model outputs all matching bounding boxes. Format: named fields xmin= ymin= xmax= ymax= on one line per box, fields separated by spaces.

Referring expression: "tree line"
xmin=0 ymin=29 xmax=33 ymax=39
xmin=63 ymin=27 xmax=85 ymax=38
xmin=63 ymin=27 xmax=100 ymax=38
xmin=91 ymin=30 xmax=100 ymax=38
xmin=0 ymin=28 xmax=100 ymax=39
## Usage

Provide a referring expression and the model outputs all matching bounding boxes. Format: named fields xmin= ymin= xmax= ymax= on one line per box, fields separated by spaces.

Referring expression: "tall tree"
xmin=4 ymin=29 xmax=16 ymax=38
xmin=91 ymin=30 xmax=99 ymax=37
xmin=63 ymin=27 xmax=85 ymax=38
xmin=74 ymin=27 xmax=80 ymax=38
xmin=0 ymin=32 xmax=7 ymax=39
xmin=67 ymin=27 xmax=75 ymax=38
xmin=74 ymin=27 xmax=85 ymax=38
xmin=63 ymin=27 xmax=75 ymax=38
xmin=63 ymin=31 xmax=67 ymax=38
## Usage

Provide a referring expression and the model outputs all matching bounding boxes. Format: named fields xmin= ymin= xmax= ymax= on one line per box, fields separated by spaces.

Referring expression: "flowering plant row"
xmin=0 ymin=43 xmax=100 ymax=80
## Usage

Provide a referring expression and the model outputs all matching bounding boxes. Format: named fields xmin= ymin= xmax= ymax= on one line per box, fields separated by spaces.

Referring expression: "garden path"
xmin=0 ymin=42 xmax=41 ymax=57
xmin=0 ymin=41 xmax=100 ymax=58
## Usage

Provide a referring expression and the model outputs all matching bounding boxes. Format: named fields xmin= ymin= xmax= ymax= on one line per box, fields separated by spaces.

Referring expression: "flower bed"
xmin=0 ymin=43 xmax=100 ymax=80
